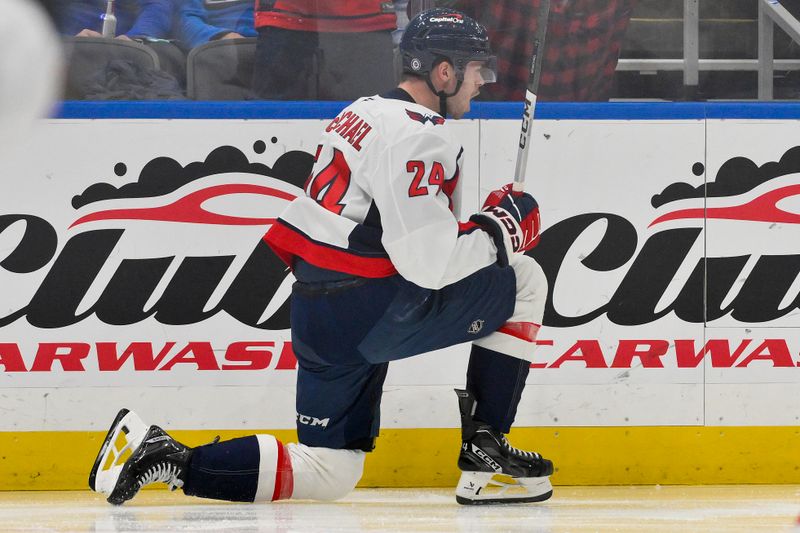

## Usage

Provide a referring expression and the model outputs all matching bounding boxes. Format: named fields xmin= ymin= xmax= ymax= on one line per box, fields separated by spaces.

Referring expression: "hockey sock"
xmin=466 ymin=344 xmax=531 ymax=433
xmin=183 ymin=435 xmax=293 ymax=502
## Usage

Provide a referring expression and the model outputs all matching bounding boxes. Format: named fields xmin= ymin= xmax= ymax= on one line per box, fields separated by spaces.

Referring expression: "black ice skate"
xmin=454 ymin=389 xmax=554 ymax=505
xmin=89 ymin=408 xmax=193 ymax=505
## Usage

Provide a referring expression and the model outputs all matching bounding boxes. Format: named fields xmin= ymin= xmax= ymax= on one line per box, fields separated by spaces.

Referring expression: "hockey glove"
xmin=470 ymin=183 xmax=541 ymax=266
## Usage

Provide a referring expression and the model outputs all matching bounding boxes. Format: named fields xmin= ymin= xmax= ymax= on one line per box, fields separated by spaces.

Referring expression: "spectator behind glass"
xmin=252 ymin=1 xmax=398 ymax=100
xmin=446 ymin=0 xmax=636 ymax=101
xmin=177 ymin=0 xmax=256 ymax=50
xmin=57 ymin=0 xmax=174 ymax=40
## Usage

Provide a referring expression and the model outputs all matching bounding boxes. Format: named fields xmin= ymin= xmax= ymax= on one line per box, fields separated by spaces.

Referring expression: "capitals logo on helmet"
xmin=399 ymin=8 xmax=497 ymax=84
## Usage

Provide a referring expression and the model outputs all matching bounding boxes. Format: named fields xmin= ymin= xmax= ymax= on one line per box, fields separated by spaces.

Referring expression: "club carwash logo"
xmin=648 ymin=150 xmax=800 ymax=324
xmin=3 ymin=140 xmax=800 ymax=374
xmin=0 ymin=143 xmax=313 ymax=330
xmin=523 ymin=147 xmax=800 ymax=371
xmin=531 ymin=146 xmax=800 ymax=328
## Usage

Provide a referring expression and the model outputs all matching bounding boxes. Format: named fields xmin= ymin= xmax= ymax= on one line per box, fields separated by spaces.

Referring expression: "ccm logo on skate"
xmin=297 ymin=413 xmax=330 ymax=428
xmin=471 ymin=444 xmax=501 ymax=472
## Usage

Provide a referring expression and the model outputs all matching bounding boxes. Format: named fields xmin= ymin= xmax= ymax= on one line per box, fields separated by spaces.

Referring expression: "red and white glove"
xmin=470 ymin=183 xmax=541 ymax=265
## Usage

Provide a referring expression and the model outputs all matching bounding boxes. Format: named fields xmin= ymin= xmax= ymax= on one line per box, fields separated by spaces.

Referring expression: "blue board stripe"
xmin=55 ymin=100 xmax=800 ymax=121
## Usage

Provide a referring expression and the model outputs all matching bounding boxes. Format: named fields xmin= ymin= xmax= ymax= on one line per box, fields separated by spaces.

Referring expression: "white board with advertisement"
xmin=0 ymin=111 xmax=798 ymax=434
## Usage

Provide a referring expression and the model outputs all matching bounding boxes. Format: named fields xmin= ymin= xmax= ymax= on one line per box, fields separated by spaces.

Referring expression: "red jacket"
xmin=255 ymin=0 xmax=397 ymax=32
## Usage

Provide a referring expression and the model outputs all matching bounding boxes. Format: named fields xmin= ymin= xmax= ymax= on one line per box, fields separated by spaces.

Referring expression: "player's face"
xmin=447 ymin=61 xmax=487 ymax=119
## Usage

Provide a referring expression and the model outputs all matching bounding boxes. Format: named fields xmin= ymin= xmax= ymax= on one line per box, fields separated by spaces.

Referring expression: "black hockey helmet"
xmin=400 ymin=8 xmax=496 ymax=84
xmin=400 ymin=8 xmax=496 ymax=115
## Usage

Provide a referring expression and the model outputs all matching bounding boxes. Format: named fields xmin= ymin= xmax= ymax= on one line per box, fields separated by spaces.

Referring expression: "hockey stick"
xmin=512 ymin=0 xmax=551 ymax=193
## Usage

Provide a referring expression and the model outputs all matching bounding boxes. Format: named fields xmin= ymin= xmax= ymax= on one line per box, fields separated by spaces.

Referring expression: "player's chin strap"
xmin=425 ymin=76 xmax=462 ymax=118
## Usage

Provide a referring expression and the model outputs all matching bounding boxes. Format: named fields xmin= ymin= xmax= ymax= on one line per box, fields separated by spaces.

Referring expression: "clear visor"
xmin=478 ymin=56 xmax=497 ymax=84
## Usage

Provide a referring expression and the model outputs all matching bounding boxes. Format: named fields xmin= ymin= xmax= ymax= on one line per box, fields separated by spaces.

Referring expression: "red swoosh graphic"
xmin=70 ymin=184 xmax=296 ymax=229
xmin=650 ymin=184 xmax=800 ymax=227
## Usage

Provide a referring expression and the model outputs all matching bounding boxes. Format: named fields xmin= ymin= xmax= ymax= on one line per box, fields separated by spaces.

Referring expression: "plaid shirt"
xmin=434 ymin=0 xmax=637 ymax=101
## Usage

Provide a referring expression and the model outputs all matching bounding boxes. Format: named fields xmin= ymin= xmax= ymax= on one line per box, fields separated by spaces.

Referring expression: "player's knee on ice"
xmin=288 ymin=444 xmax=366 ymax=501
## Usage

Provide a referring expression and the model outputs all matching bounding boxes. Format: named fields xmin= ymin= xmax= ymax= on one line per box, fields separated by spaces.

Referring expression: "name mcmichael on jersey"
xmin=324 ymin=110 xmax=373 ymax=152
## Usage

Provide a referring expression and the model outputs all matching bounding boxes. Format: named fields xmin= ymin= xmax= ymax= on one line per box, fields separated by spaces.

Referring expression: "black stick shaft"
xmin=512 ymin=0 xmax=551 ymax=192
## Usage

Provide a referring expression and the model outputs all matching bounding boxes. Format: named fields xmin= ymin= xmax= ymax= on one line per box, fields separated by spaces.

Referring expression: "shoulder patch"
xmin=406 ymin=109 xmax=445 ymax=126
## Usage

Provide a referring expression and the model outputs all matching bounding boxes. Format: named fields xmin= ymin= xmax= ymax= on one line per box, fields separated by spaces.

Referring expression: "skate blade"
xmin=455 ymin=471 xmax=553 ymax=505
xmin=88 ymin=408 xmax=148 ymax=495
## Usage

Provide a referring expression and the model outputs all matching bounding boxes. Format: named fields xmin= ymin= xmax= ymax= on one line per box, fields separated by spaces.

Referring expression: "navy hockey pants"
xmin=290 ymin=262 xmax=518 ymax=451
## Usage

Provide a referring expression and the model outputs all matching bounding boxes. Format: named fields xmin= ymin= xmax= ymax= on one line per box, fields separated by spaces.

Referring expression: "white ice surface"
xmin=0 ymin=486 xmax=798 ymax=532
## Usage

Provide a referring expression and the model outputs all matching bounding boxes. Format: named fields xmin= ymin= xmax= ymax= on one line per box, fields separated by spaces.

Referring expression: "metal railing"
xmin=616 ymin=0 xmax=800 ymax=100
xmin=758 ymin=0 xmax=800 ymax=99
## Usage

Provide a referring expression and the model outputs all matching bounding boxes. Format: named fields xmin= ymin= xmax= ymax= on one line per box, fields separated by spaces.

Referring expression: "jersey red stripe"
xmin=264 ymin=221 xmax=398 ymax=278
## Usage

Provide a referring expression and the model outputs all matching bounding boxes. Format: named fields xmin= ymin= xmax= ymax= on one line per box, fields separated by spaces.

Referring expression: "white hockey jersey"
xmin=264 ymin=89 xmax=499 ymax=290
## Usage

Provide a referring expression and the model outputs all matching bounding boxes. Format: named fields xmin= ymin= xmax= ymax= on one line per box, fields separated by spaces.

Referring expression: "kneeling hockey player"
xmin=89 ymin=7 xmax=554 ymax=506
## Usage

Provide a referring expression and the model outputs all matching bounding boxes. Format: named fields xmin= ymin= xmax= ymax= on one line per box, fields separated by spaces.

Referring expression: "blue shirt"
xmin=57 ymin=0 xmax=175 ymax=39
xmin=178 ymin=0 xmax=256 ymax=49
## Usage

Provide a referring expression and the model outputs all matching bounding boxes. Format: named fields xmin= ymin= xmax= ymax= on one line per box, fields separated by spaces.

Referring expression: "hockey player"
xmin=89 ymin=8 xmax=554 ymax=506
